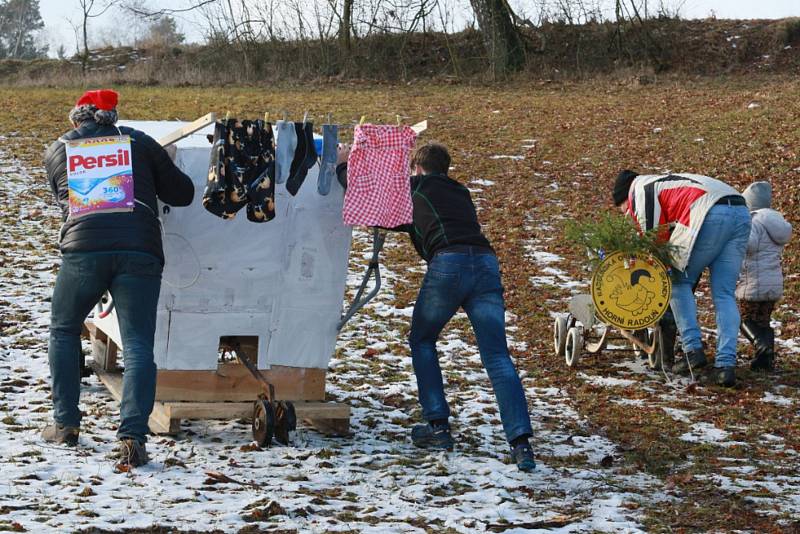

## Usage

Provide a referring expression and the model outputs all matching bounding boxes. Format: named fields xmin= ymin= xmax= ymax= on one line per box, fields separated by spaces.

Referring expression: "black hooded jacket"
xmin=44 ymin=121 xmax=194 ymax=263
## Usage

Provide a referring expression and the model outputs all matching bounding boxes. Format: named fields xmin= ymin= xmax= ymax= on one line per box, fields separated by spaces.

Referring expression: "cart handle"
xmin=95 ymin=292 xmax=115 ymax=319
xmin=338 ymin=227 xmax=386 ymax=331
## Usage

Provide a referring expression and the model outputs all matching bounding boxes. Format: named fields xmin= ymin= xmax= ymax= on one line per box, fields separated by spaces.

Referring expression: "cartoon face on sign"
xmin=608 ymin=269 xmax=654 ymax=315
xmin=591 ymin=252 xmax=671 ymax=330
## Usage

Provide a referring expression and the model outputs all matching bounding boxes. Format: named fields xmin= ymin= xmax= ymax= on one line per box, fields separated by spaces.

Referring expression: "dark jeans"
xmin=48 ymin=251 xmax=162 ymax=443
xmin=409 ymin=250 xmax=533 ymax=443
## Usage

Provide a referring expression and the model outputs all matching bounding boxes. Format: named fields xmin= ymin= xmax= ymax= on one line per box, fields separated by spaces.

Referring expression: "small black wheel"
xmin=252 ymin=399 xmax=275 ymax=447
xmin=554 ymin=316 xmax=568 ymax=357
xmin=653 ymin=327 xmax=675 ymax=372
xmin=631 ymin=329 xmax=651 ymax=361
xmin=274 ymin=401 xmax=297 ymax=446
xmin=565 ymin=327 xmax=583 ymax=368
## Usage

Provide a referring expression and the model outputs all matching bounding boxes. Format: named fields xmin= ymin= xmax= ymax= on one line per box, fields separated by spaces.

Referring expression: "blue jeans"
xmin=670 ymin=205 xmax=751 ymax=368
xmin=48 ymin=252 xmax=162 ymax=442
xmin=409 ymin=250 xmax=533 ymax=443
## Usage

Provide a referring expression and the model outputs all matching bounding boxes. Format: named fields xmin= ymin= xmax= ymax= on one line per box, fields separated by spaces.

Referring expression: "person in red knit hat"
xmin=42 ymin=89 xmax=195 ymax=467
xmin=69 ymin=89 xmax=120 ymax=127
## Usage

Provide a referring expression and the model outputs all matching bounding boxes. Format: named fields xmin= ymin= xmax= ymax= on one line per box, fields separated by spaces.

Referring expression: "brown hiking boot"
xmin=116 ymin=438 xmax=149 ymax=467
xmin=41 ymin=423 xmax=79 ymax=446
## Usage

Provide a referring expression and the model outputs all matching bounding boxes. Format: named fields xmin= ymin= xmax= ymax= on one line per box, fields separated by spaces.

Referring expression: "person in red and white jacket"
xmin=612 ymin=171 xmax=751 ymax=386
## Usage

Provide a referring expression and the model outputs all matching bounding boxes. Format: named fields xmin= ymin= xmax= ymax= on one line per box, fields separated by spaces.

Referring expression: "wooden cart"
xmin=83 ymin=116 xmax=353 ymax=444
xmin=553 ymin=251 xmax=673 ymax=371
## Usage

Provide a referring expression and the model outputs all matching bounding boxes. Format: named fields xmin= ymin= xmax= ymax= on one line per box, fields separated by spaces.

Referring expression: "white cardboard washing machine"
xmin=94 ymin=120 xmax=353 ymax=371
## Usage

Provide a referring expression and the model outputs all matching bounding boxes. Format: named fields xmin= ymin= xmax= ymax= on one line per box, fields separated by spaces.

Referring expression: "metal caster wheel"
xmin=274 ymin=401 xmax=297 ymax=446
xmin=647 ymin=337 xmax=659 ymax=369
xmin=652 ymin=328 xmax=674 ymax=371
xmin=565 ymin=327 xmax=583 ymax=368
xmin=554 ymin=315 xmax=568 ymax=357
xmin=252 ymin=399 xmax=275 ymax=447
xmin=631 ymin=329 xmax=651 ymax=361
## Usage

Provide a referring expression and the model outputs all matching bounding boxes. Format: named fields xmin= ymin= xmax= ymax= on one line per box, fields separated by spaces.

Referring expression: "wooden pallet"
xmin=85 ymin=322 xmax=350 ymax=437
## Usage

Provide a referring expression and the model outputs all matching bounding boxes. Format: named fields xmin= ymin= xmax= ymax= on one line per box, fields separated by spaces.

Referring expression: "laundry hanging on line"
xmin=274 ymin=120 xmax=296 ymax=185
xmin=202 ymin=118 xmax=276 ymax=222
xmin=343 ymin=124 xmax=417 ymax=228
xmin=317 ymin=124 xmax=339 ymax=196
xmin=285 ymin=121 xmax=318 ymax=196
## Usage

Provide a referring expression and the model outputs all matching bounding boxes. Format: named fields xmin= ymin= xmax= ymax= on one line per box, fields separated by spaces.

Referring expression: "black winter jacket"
xmin=336 ymin=164 xmax=493 ymax=262
xmin=44 ymin=121 xmax=194 ymax=263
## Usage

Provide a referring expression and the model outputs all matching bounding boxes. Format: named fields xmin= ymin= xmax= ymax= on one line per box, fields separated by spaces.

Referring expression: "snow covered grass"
xmin=520 ymin=182 xmax=800 ymax=527
xmin=0 ymin=153 xmax=671 ymax=532
xmin=2 ymin=80 xmax=800 ymax=530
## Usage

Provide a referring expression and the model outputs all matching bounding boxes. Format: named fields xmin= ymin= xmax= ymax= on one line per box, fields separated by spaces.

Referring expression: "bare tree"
xmin=77 ymin=0 xmax=118 ymax=73
xmin=469 ymin=0 xmax=525 ymax=78
xmin=339 ymin=0 xmax=353 ymax=50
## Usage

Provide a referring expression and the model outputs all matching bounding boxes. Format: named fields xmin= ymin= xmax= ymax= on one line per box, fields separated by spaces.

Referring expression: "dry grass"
xmin=1 ymin=76 xmax=799 ymax=531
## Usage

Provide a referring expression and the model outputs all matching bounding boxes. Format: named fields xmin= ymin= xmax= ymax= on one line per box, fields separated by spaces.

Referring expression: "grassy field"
xmin=1 ymin=77 xmax=799 ymax=531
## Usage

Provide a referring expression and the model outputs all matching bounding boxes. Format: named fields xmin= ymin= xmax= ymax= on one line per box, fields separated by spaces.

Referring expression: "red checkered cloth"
xmin=343 ymin=124 xmax=417 ymax=227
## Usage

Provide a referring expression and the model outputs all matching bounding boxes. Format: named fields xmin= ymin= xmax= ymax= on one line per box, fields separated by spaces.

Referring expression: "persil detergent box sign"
xmin=66 ymin=135 xmax=134 ymax=218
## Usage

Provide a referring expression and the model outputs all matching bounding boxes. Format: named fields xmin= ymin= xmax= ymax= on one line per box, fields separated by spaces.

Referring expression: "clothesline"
xmin=221 ymin=110 xmax=426 ymax=132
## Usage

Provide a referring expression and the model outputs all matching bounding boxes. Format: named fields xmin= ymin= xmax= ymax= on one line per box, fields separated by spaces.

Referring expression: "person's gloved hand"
xmin=337 ymin=143 xmax=351 ymax=166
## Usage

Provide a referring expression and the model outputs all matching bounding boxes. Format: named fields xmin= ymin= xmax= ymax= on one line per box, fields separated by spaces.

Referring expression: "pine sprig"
xmin=564 ymin=212 xmax=676 ymax=268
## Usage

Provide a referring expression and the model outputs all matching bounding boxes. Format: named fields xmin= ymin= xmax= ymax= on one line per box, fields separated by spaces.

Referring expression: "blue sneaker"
xmin=411 ymin=423 xmax=454 ymax=450
xmin=511 ymin=443 xmax=536 ymax=472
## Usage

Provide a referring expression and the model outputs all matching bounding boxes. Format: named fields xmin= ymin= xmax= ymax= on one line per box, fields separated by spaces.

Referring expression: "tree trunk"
xmin=340 ymin=0 xmax=353 ymax=51
xmin=82 ymin=10 xmax=89 ymax=74
xmin=469 ymin=0 xmax=525 ymax=79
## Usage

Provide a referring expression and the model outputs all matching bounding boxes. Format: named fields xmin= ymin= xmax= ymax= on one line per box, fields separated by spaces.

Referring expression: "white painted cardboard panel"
xmin=267 ymin=307 xmax=338 ymax=369
xmin=95 ymin=120 xmax=353 ymax=371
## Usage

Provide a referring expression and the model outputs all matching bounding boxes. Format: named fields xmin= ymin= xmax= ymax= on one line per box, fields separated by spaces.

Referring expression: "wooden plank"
xmin=158 ymin=112 xmax=216 ymax=147
xmin=161 ymin=400 xmax=350 ymax=437
xmin=93 ymin=366 xmax=179 ymax=434
xmin=305 ymin=417 xmax=350 ymax=437
xmin=163 ymin=400 xmax=349 ymax=421
xmin=81 ymin=321 xmax=94 ymax=340
xmin=154 ymin=364 xmax=327 ymax=402
xmin=148 ymin=404 xmax=180 ymax=434
xmin=92 ymin=365 xmax=349 ymax=436
xmin=90 ymin=330 xmax=118 ymax=371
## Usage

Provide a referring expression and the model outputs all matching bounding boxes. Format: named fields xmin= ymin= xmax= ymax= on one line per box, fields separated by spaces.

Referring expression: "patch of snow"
xmin=489 ymin=155 xmax=524 ymax=161
xmin=0 ymin=148 xmax=668 ymax=532
xmin=613 ymin=398 xmax=646 ymax=407
xmin=577 ymin=373 xmax=638 ymax=388
xmin=680 ymin=422 xmax=730 ymax=445
xmin=762 ymin=392 xmax=794 ymax=406
xmin=662 ymin=407 xmax=693 ymax=423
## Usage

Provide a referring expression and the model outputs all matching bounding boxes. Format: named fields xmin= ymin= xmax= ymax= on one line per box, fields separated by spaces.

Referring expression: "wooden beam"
xmin=162 ymin=400 xmax=349 ymax=421
xmin=148 ymin=404 xmax=180 ymax=434
xmin=154 ymin=364 xmax=326 ymax=402
xmin=304 ymin=417 xmax=350 ymax=437
xmin=92 ymin=365 xmax=349 ymax=436
xmin=89 ymin=327 xmax=118 ymax=371
xmin=158 ymin=112 xmax=216 ymax=147
xmin=92 ymin=365 xmax=174 ymax=433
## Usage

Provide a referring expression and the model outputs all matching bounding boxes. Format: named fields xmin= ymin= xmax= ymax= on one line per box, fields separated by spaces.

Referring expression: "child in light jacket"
xmin=737 ymin=182 xmax=793 ymax=371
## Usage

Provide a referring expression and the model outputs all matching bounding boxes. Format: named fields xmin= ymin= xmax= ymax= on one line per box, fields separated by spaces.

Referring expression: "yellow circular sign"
xmin=591 ymin=251 xmax=672 ymax=330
